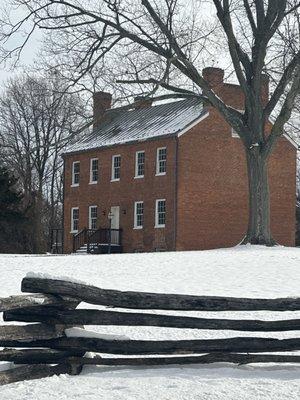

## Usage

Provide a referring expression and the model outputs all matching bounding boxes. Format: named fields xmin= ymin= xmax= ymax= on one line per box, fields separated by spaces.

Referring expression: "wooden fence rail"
xmin=0 ymin=275 xmax=299 ymax=385
xmin=2 ymin=336 xmax=300 ymax=355
xmin=21 ymin=277 xmax=300 ymax=311
xmin=0 ymin=293 xmax=78 ymax=312
xmin=4 ymin=308 xmax=300 ymax=332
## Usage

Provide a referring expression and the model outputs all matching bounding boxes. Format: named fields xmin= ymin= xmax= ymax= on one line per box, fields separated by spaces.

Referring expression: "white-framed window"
xmin=89 ymin=205 xmax=98 ymax=230
xmin=156 ymin=147 xmax=167 ymax=175
xmin=135 ymin=151 xmax=145 ymax=178
xmin=71 ymin=207 xmax=79 ymax=233
xmin=134 ymin=201 xmax=144 ymax=229
xmin=231 ymin=127 xmax=240 ymax=138
xmin=155 ymin=199 xmax=166 ymax=228
xmin=111 ymin=155 xmax=121 ymax=181
xmin=90 ymin=158 xmax=98 ymax=183
xmin=71 ymin=161 xmax=80 ymax=186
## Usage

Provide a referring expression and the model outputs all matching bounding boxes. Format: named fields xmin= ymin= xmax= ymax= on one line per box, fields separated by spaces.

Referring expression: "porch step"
xmin=74 ymin=243 xmax=123 ymax=255
xmin=75 ymin=244 xmax=88 ymax=254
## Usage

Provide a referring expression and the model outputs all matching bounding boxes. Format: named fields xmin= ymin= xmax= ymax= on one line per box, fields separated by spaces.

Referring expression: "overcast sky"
xmin=0 ymin=1 xmax=218 ymax=85
xmin=0 ymin=0 xmax=42 ymax=83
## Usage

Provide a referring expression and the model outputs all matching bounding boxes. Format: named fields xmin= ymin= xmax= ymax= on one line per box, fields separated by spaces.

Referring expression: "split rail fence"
xmin=0 ymin=276 xmax=300 ymax=385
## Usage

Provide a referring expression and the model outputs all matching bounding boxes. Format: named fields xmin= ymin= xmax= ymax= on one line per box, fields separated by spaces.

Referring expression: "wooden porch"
xmin=72 ymin=227 xmax=123 ymax=254
xmin=50 ymin=227 xmax=123 ymax=254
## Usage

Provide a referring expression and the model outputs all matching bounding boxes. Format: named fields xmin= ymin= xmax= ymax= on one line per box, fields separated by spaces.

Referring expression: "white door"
xmin=110 ymin=206 xmax=120 ymax=229
xmin=110 ymin=206 xmax=120 ymax=245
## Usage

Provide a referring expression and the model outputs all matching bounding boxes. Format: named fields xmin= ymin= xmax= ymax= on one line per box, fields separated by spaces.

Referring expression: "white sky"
xmin=0 ymin=0 xmax=218 ymax=85
xmin=0 ymin=0 xmax=42 ymax=83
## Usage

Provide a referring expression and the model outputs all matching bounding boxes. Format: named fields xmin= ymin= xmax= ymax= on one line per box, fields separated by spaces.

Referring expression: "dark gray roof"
xmin=65 ymin=98 xmax=206 ymax=154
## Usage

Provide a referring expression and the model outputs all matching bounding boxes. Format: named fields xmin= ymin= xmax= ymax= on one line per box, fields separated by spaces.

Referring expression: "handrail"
xmin=87 ymin=228 xmax=123 ymax=253
xmin=73 ymin=227 xmax=123 ymax=253
xmin=72 ymin=228 xmax=87 ymax=253
xmin=87 ymin=229 xmax=100 ymax=253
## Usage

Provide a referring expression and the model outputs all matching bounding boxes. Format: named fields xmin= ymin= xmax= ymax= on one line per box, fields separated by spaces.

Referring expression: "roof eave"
xmin=283 ymin=132 xmax=300 ymax=150
xmin=177 ymin=110 xmax=209 ymax=138
xmin=62 ymin=132 xmax=178 ymax=157
xmin=62 ymin=105 xmax=209 ymax=157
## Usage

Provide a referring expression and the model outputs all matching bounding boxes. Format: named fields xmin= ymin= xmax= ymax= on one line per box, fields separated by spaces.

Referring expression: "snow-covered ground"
xmin=1 ymin=246 xmax=300 ymax=399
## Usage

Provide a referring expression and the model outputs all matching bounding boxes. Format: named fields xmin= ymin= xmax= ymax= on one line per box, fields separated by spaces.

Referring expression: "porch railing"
xmin=87 ymin=228 xmax=122 ymax=253
xmin=50 ymin=228 xmax=63 ymax=254
xmin=72 ymin=228 xmax=123 ymax=253
xmin=72 ymin=228 xmax=88 ymax=253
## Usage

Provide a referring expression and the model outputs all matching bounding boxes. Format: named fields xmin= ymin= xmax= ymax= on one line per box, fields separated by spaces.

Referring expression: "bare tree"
xmin=1 ymin=0 xmax=300 ymax=245
xmin=0 ymin=72 xmax=85 ymax=252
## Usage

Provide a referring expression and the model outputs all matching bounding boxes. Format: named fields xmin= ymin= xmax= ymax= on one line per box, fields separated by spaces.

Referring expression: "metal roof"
xmin=64 ymin=98 xmax=206 ymax=154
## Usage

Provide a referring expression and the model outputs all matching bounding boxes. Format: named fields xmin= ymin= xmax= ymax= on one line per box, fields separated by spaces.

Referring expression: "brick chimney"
xmin=134 ymin=96 xmax=153 ymax=109
xmin=202 ymin=67 xmax=224 ymax=88
xmin=93 ymin=91 xmax=112 ymax=128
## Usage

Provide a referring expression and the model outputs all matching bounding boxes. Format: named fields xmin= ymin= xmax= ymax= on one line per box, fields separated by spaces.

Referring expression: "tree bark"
xmin=33 ymin=186 xmax=46 ymax=253
xmin=242 ymin=147 xmax=276 ymax=246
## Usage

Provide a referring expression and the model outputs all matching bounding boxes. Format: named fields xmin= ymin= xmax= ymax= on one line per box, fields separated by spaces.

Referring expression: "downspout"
xmin=173 ymin=135 xmax=179 ymax=251
xmin=62 ymin=156 xmax=65 ymax=254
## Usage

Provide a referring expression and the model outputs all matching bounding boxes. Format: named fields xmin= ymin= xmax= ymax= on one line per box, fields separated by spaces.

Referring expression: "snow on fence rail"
xmin=0 ymin=276 xmax=300 ymax=385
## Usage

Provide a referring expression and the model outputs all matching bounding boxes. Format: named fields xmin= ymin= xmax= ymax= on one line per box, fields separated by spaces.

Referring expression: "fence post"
xmin=72 ymin=234 xmax=76 ymax=253
xmin=87 ymin=231 xmax=90 ymax=254
xmin=119 ymin=229 xmax=122 ymax=247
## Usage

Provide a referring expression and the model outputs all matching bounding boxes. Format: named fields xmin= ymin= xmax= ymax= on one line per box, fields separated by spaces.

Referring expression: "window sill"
xmin=155 ymin=172 xmax=166 ymax=177
xmin=111 ymin=178 xmax=120 ymax=182
xmin=71 ymin=184 xmax=79 ymax=188
xmin=89 ymin=181 xmax=98 ymax=185
xmin=133 ymin=226 xmax=143 ymax=230
xmin=70 ymin=230 xmax=78 ymax=234
xmin=155 ymin=225 xmax=165 ymax=229
xmin=134 ymin=175 xmax=144 ymax=179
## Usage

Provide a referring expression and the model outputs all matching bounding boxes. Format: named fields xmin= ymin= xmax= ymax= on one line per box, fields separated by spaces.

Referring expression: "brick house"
xmin=61 ymin=67 xmax=298 ymax=254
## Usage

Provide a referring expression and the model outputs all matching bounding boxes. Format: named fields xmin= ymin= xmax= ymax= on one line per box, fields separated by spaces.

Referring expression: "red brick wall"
xmin=176 ymin=107 xmax=296 ymax=250
xmin=63 ymin=77 xmax=296 ymax=253
xmin=63 ymin=137 xmax=177 ymax=253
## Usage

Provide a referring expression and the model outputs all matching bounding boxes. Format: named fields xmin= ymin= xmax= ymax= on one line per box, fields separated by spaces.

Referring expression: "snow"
xmin=1 ymin=246 xmax=300 ymax=399
xmin=65 ymin=98 xmax=206 ymax=154
xmin=26 ymin=271 xmax=88 ymax=285
xmin=65 ymin=327 xmax=129 ymax=341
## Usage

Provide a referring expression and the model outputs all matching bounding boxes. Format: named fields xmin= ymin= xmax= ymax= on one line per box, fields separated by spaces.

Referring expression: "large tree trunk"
xmin=242 ymin=147 xmax=276 ymax=246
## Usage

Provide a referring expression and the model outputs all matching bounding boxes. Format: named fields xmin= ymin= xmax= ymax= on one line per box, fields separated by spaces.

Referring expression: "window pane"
xmin=156 ymin=200 xmax=166 ymax=226
xmin=73 ymin=209 xmax=79 ymax=219
xmin=74 ymin=162 xmax=80 ymax=173
xmin=93 ymin=170 xmax=98 ymax=182
xmin=114 ymin=156 xmax=121 ymax=167
xmin=72 ymin=208 xmax=79 ymax=231
xmin=135 ymin=202 xmax=144 ymax=227
xmin=91 ymin=159 xmax=98 ymax=182
xmin=157 ymin=148 xmax=166 ymax=174
xmin=73 ymin=162 xmax=80 ymax=184
xmin=113 ymin=156 xmax=121 ymax=179
xmin=89 ymin=206 xmax=97 ymax=230
xmin=136 ymin=152 xmax=145 ymax=176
